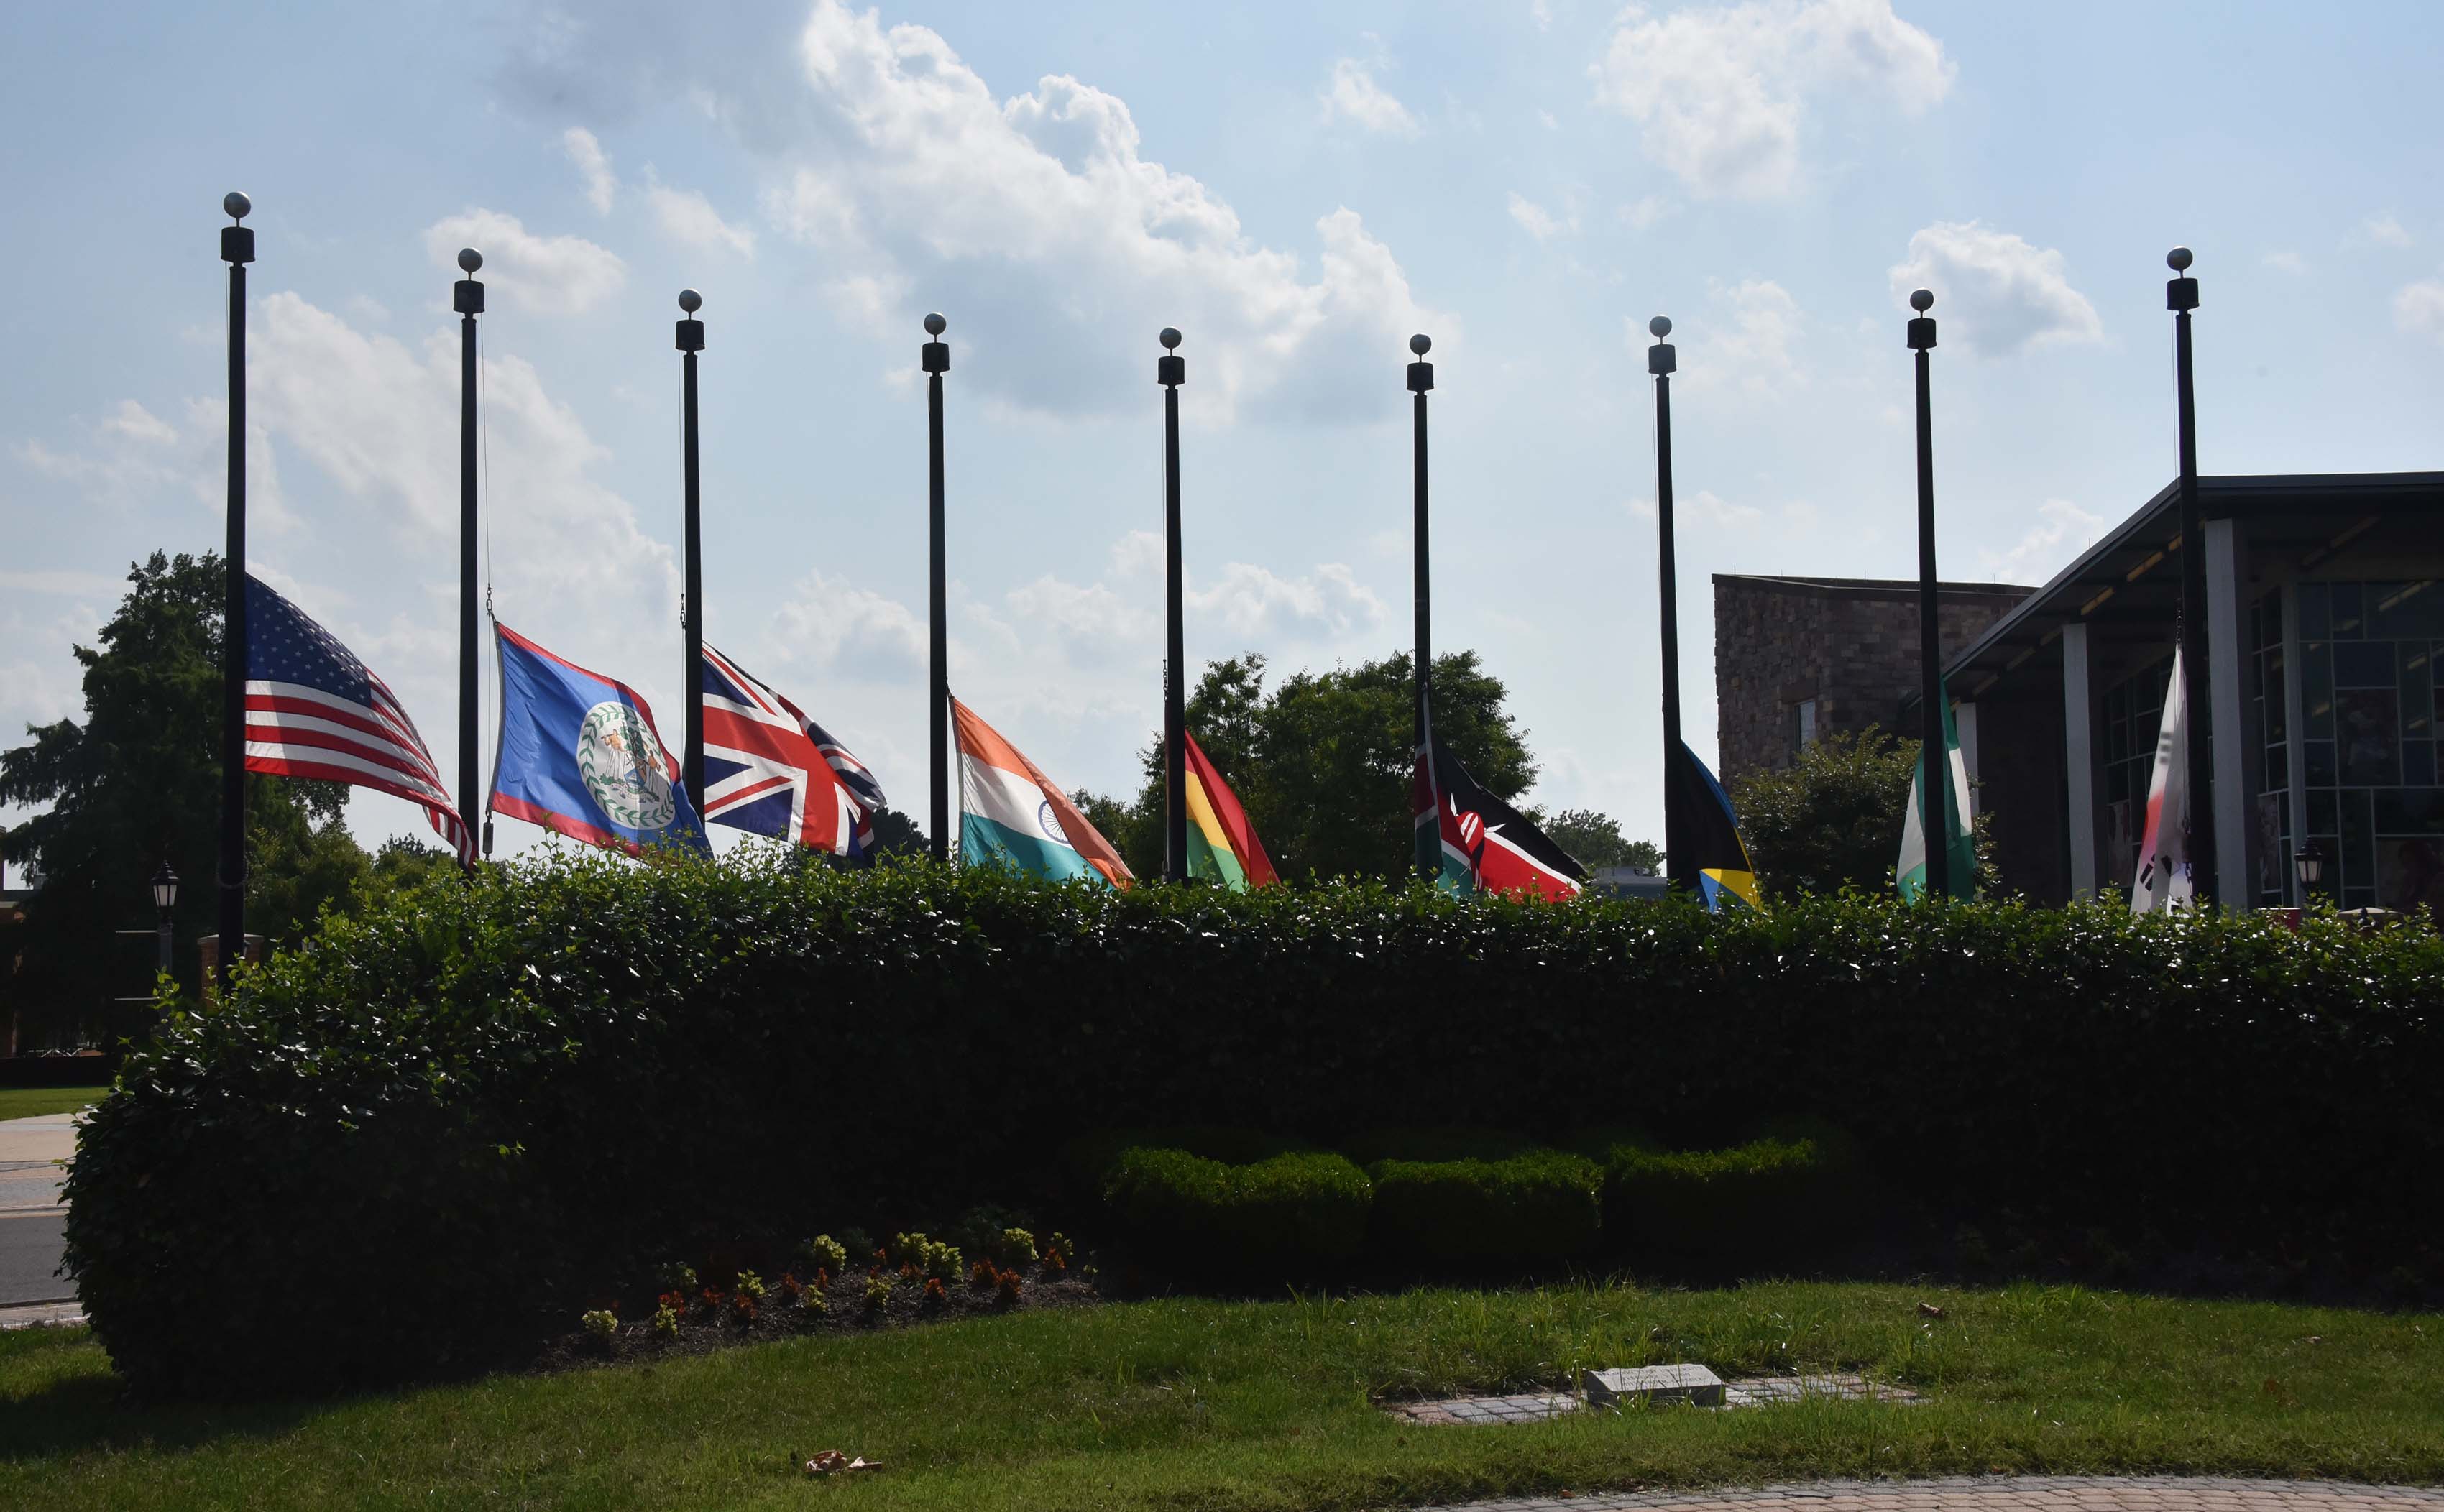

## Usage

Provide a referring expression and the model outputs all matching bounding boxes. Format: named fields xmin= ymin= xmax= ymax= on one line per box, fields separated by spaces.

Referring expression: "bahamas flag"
xmin=1182 ymin=730 xmax=1277 ymax=889
xmin=952 ymin=697 xmax=1132 ymax=888
xmin=1896 ymin=688 xmax=1976 ymax=901
xmin=1667 ymin=740 xmax=1760 ymax=912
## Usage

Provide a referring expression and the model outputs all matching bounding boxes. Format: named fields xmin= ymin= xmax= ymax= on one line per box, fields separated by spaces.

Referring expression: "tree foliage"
xmin=1729 ymin=723 xmax=1997 ymax=900
xmin=1531 ymin=808 xmax=1662 ymax=873
xmin=1084 ymin=650 xmax=1537 ymax=882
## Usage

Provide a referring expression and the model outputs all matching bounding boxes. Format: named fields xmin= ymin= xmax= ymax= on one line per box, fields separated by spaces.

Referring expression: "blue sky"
xmin=5 ymin=0 xmax=2440 ymax=859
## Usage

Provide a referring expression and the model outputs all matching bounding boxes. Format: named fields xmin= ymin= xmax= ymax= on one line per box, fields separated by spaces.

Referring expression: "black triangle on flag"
xmin=1424 ymin=738 xmax=1588 ymax=899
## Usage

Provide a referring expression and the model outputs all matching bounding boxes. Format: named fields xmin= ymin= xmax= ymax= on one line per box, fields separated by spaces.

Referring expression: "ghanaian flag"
xmin=1668 ymin=739 xmax=1761 ymax=911
xmin=1182 ymin=730 xmax=1277 ymax=889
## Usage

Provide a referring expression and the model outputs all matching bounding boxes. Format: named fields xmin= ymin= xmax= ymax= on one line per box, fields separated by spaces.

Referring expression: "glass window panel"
xmin=2371 ymin=579 xmax=2444 ymax=639
xmin=2300 ymin=582 xmax=2330 ymax=640
xmin=2309 ymin=788 xmax=2338 ymax=835
xmin=2303 ymin=642 xmax=2335 ymax=739
xmin=2105 ymin=760 xmax=2129 ymax=802
xmin=2264 ymin=650 xmax=2287 ymax=742
xmin=2406 ymin=743 xmax=2438 ymax=788
xmin=2333 ymin=583 xmax=2364 ymax=639
xmin=2374 ymin=788 xmax=2444 ymax=835
xmin=2407 ymin=645 xmax=2433 ymax=735
xmin=2266 ymin=741 xmax=2288 ymax=788
xmin=2307 ymin=740 xmax=2337 ymax=785
xmin=2343 ymin=787 xmax=2376 ymax=890
xmin=2339 ymin=689 xmax=2401 ymax=785
xmin=2335 ymin=640 xmax=2395 ymax=688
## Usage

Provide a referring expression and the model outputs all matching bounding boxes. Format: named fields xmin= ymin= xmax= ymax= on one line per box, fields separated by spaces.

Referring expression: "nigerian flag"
xmin=1896 ymin=687 xmax=1975 ymax=901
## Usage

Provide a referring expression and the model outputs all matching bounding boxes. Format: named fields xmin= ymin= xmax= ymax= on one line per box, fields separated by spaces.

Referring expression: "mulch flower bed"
xmin=537 ymin=1250 xmax=1104 ymax=1373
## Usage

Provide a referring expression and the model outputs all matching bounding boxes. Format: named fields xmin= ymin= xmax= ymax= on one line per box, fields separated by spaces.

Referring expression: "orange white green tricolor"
xmin=952 ymin=696 xmax=1132 ymax=889
xmin=1183 ymin=730 xmax=1277 ymax=890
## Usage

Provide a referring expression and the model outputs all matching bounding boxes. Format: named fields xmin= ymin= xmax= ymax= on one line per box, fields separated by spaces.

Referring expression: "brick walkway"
xmin=1417 ymin=1478 xmax=2444 ymax=1512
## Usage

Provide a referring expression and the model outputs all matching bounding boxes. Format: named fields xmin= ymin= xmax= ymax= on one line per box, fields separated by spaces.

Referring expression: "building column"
xmin=2205 ymin=518 xmax=2251 ymax=907
xmin=1954 ymin=701 xmax=1980 ymax=819
xmin=2281 ymin=578 xmax=2309 ymax=905
xmin=2063 ymin=622 xmax=2098 ymax=899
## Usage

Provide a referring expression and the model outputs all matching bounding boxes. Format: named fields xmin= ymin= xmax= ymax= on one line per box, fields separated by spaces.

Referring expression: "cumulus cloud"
xmin=14 ymin=397 xmax=292 ymax=530
xmin=2397 ymin=280 xmax=2444 ymax=344
xmin=2352 ymin=213 xmax=2412 ymax=250
xmin=563 ymin=127 xmax=617 ymax=213
xmin=522 ymin=0 xmax=1442 ymax=423
xmin=1681 ymin=278 xmax=1805 ymax=393
xmin=1507 ymin=192 xmax=1576 ymax=241
xmin=1888 ymin=221 xmax=2101 ymax=355
xmin=766 ymin=570 xmax=927 ymax=681
xmin=1320 ymin=57 xmax=1421 ymax=136
xmin=645 ymin=173 xmax=758 ymax=257
xmin=422 ymin=209 xmax=627 ymax=315
xmin=1589 ymin=0 xmax=1952 ymax=200
xmin=1981 ymin=498 xmax=2104 ymax=582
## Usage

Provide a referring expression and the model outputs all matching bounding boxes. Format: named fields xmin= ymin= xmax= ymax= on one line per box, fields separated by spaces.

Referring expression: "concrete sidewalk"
xmin=1418 ymin=1478 xmax=2444 ymax=1512
xmin=0 ymin=1112 xmax=76 ymax=1306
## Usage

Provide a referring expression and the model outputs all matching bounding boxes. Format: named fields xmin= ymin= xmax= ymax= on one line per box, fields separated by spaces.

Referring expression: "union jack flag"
xmin=700 ymin=644 xmax=881 ymax=856
xmin=243 ymin=574 xmax=473 ymax=862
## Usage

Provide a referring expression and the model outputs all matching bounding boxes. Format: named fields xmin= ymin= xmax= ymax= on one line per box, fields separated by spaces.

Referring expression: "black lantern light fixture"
xmin=2293 ymin=844 xmax=2325 ymax=895
xmin=150 ymin=861 xmax=179 ymax=977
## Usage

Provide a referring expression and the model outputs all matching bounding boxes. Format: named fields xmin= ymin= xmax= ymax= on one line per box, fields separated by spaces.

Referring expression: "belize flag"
xmin=951 ymin=696 xmax=1131 ymax=888
xmin=490 ymin=623 xmax=707 ymax=857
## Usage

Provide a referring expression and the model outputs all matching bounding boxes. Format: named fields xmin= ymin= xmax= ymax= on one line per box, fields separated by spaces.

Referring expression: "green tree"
xmin=1728 ymin=723 xmax=1998 ymax=900
xmin=1530 ymin=808 xmax=1662 ymax=873
xmin=1091 ymin=650 xmax=1536 ymax=882
xmin=1 ymin=553 xmax=369 ymax=1031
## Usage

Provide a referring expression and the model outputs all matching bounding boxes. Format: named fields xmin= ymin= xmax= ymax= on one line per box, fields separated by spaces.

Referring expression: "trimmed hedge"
xmin=63 ymin=849 xmax=2444 ymax=1393
xmin=1580 ymin=1123 xmax=1860 ymax=1273
xmin=1101 ymin=1146 xmax=1372 ymax=1278
xmin=1366 ymin=1151 xmax=1603 ymax=1268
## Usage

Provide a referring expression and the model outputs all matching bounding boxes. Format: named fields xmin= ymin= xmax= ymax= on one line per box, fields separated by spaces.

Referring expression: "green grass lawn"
xmin=0 ymin=1085 xmax=106 ymax=1122
xmin=3 ymin=1281 xmax=2437 ymax=1511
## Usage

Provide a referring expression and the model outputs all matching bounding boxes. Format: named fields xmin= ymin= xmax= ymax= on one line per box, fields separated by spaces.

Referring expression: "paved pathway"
xmin=0 ymin=1112 xmax=77 ymax=1306
xmin=1418 ymin=1478 xmax=2444 ymax=1512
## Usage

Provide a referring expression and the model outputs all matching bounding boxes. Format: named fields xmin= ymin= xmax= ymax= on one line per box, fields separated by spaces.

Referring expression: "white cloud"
xmin=1888 ymin=221 xmax=2102 ymax=355
xmin=2397 ymin=280 xmax=2444 ymax=344
xmin=1536 ymin=109 xmax=1560 ymax=132
xmin=13 ymin=397 xmax=292 ymax=530
xmin=1590 ymin=0 xmax=1952 ymax=200
xmin=1620 ymin=195 xmax=1676 ymax=231
xmin=562 ymin=126 xmax=617 ymax=213
xmin=645 ymin=172 xmax=758 ymax=257
xmin=1507 ymin=192 xmax=1576 ymax=241
xmin=1190 ymin=561 xmax=1386 ymax=642
xmin=1625 ymin=492 xmax=1760 ymax=527
xmin=2352 ymin=213 xmax=2412 ymax=250
xmin=421 ymin=209 xmax=627 ymax=315
xmin=1981 ymin=498 xmax=2105 ymax=582
xmin=1682 ymin=278 xmax=1804 ymax=393
xmin=101 ymin=399 xmax=175 ymax=445
xmin=2263 ymin=250 xmax=2307 ymax=276
xmin=766 ymin=570 xmax=927 ymax=681
xmin=752 ymin=1 xmax=1446 ymax=423
xmin=1531 ymin=0 xmax=1553 ymax=29
xmin=1320 ymin=57 xmax=1421 ymax=137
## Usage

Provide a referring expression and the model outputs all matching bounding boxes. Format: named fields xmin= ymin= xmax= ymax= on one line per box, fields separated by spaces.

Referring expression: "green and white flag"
xmin=1896 ymin=688 xmax=1976 ymax=901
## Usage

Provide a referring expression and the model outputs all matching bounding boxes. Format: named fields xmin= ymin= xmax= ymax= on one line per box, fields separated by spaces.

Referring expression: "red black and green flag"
xmin=1410 ymin=735 xmax=1587 ymax=900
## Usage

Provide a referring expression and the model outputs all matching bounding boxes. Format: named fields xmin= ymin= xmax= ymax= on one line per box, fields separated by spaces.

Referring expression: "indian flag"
xmin=1183 ymin=730 xmax=1277 ymax=890
xmin=952 ymin=697 xmax=1132 ymax=888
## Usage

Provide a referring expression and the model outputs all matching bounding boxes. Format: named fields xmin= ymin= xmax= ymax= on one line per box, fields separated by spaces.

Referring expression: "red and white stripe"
xmin=245 ymin=676 xmax=474 ymax=862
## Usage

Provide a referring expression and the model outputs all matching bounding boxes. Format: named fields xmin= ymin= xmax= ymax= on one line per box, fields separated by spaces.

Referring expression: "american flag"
xmin=701 ymin=644 xmax=877 ymax=855
xmin=243 ymin=575 xmax=473 ymax=862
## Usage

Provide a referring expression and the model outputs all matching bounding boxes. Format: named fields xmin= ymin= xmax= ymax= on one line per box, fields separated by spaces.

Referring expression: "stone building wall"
xmin=1712 ymin=575 xmax=2036 ymax=783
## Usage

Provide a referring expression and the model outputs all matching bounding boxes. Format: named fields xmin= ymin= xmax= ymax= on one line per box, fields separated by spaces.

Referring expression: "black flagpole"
xmin=217 ymin=191 xmax=253 ymax=990
xmin=1159 ymin=327 xmax=1187 ymax=883
xmin=1907 ymin=288 xmax=1950 ymax=902
xmin=1648 ymin=315 xmax=1688 ymax=895
xmin=454 ymin=247 xmax=484 ymax=870
xmin=2167 ymin=246 xmax=2214 ymax=905
xmin=1407 ymin=333 xmax=1435 ymax=882
xmin=677 ymin=290 xmax=706 ymax=815
xmin=923 ymin=313 xmax=950 ymax=865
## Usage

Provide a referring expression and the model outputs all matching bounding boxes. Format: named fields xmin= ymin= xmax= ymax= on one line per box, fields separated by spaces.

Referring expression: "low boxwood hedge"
xmin=1366 ymin=1149 xmax=1603 ymax=1268
xmin=61 ymin=847 xmax=2444 ymax=1394
xmin=1101 ymin=1145 xmax=1371 ymax=1278
xmin=1580 ymin=1122 xmax=1860 ymax=1273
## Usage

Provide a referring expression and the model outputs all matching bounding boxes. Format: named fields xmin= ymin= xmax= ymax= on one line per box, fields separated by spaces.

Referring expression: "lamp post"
xmin=1159 ymin=327 xmax=1187 ymax=883
xmin=1907 ymin=288 xmax=1951 ymax=903
xmin=2293 ymin=844 xmax=2325 ymax=903
xmin=217 ymin=191 xmax=253 ymax=992
xmin=2167 ymin=246 xmax=2214 ymax=905
xmin=1648 ymin=315 xmax=1689 ymax=894
xmin=1407 ymin=333 xmax=1435 ymax=882
xmin=676 ymin=290 xmax=707 ymax=814
xmin=150 ymin=863 xmax=179 ymax=979
xmin=454 ymin=247 xmax=484 ymax=867
xmin=922 ymin=313 xmax=950 ymax=865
